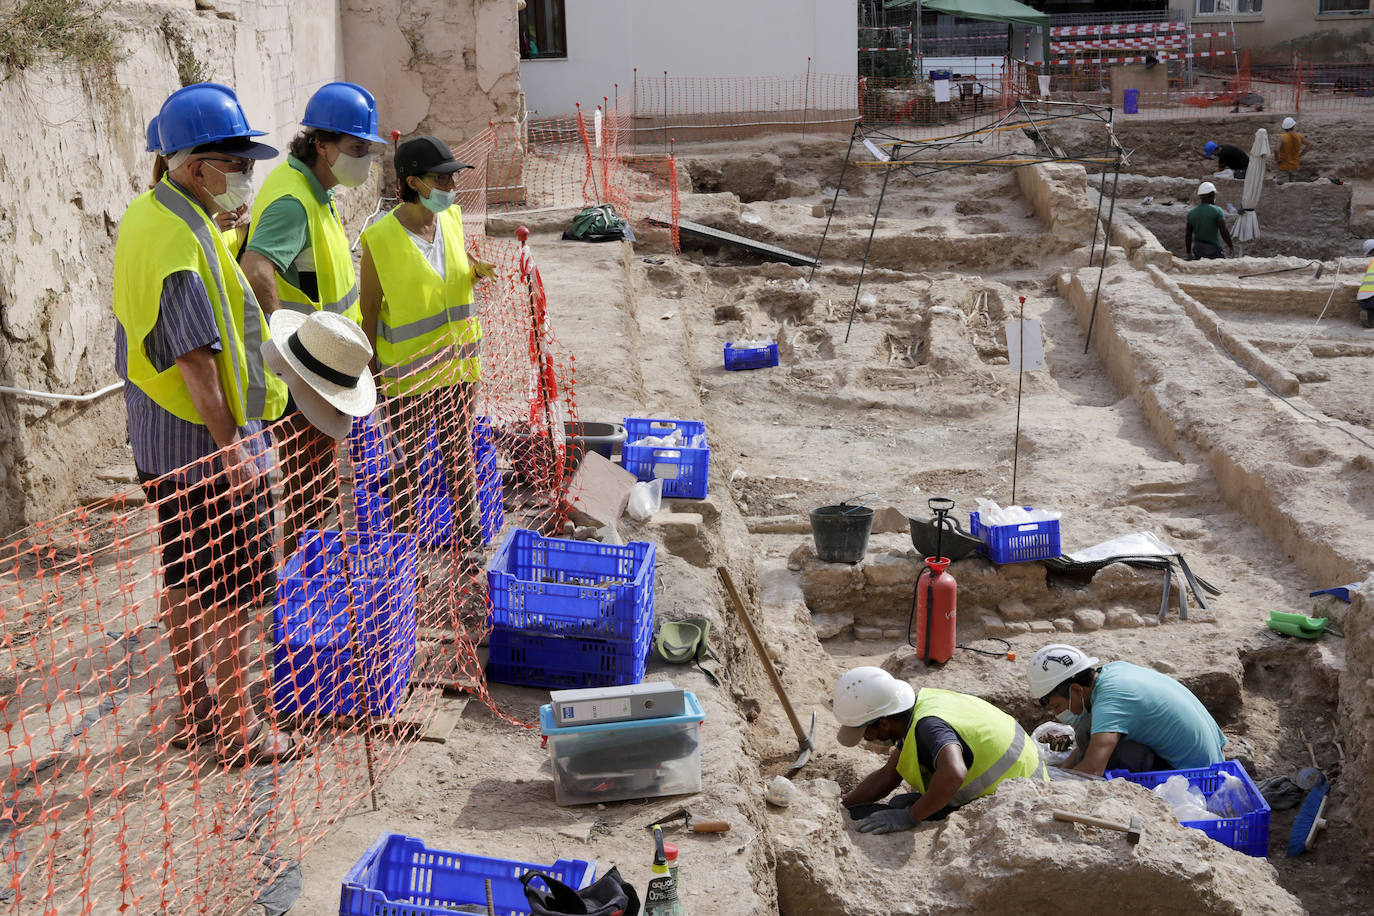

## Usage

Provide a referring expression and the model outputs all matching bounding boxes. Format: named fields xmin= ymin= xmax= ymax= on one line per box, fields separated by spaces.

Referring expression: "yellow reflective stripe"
xmin=379 ymin=303 xmax=476 ymax=344
xmin=152 ymin=182 xmax=253 ymax=417
xmin=1360 ymin=257 xmax=1374 ymax=295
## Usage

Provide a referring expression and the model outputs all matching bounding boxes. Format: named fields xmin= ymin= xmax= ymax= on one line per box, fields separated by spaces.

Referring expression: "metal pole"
xmin=845 ymin=161 xmax=893 ymax=343
xmin=915 ymin=0 xmax=924 ymax=80
xmin=1087 ymin=165 xmax=1108 ymax=267
xmin=1011 ymin=295 xmax=1026 ymax=504
xmin=1083 ymin=160 xmax=1121 ymax=354
xmin=810 ymin=122 xmax=860 ymax=282
xmin=802 ymin=56 xmax=812 ymax=137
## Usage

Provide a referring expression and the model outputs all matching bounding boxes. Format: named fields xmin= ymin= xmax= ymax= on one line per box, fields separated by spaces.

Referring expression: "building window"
xmin=520 ymin=0 xmax=567 ymax=60
xmin=1197 ymin=0 xmax=1263 ymax=13
xmin=1319 ymin=0 xmax=1369 ymax=12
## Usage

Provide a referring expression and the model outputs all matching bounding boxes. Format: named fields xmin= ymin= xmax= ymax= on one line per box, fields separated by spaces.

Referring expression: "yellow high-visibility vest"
xmin=895 ymin=688 xmax=1047 ymax=806
xmin=248 ymin=161 xmax=361 ymax=321
xmin=113 ymin=179 xmax=286 ymax=425
xmin=1359 ymin=256 xmax=1374 ymax=301
xmin=361 ymin=207 xmax=482 ymax=397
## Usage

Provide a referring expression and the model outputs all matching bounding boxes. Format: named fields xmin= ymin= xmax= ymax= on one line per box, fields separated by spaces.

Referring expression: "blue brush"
xmin=1287 ymin=771 xmax=1329 ymax=857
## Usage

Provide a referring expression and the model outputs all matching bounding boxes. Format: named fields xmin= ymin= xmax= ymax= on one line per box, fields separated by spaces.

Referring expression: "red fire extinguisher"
xmin=910 ymin=498 xmax=958 ymax=664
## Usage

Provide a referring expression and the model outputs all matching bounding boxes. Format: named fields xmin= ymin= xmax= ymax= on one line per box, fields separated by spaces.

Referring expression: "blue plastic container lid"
xmin=539 ymin=690 xmax=703 ymax=735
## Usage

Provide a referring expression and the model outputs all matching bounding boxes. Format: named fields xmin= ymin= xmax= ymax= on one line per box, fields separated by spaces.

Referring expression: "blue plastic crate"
xmin=487 ymin=622 xmax=652 ymax=689
xmin=340 ymin=832 xmax=595 ymax=916
xmin=348 ymin=414 xmax=391 ymax=483
xmin=969 ymin=509 xmax=1061 ymax=564
xmin=273 ymin=530 xmax=419 ymax=718
xmin=1106 ymin=761 xmax=1270 ymax=857
xmin=621 ymin=417 xmax=710 ymax=499
xmin=353 ymin=417 xmax=503 ymax=546
xmin=486 ymin=529 xmax=656 ymax=644
xmin=724 ymin=341 xmax=779 ymax=371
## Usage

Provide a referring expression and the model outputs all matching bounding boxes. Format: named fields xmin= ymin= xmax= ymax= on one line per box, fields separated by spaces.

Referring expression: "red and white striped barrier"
xmin=1055 ymin=48 xmax=1238 ymax=66
xmin=1051 ymin=22 xmax=1187 ymax=37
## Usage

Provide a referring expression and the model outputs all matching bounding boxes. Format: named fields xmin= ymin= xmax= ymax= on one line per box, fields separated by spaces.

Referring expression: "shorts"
xmin=140 ymin=468 xmax=277 ymax=607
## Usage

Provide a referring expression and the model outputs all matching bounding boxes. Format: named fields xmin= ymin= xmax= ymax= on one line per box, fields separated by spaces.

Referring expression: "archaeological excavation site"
xmin=1 ymin=1 xmax=1373 ymax=914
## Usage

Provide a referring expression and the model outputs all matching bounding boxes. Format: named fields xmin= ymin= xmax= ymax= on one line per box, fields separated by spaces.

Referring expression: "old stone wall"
xmin=1339 ymin=581 xmax=1374 ymax=853
xmin=341 ymin=0 xmax=522 ymax=148
xmin=0 ymin=0 xmax=516 ymax=535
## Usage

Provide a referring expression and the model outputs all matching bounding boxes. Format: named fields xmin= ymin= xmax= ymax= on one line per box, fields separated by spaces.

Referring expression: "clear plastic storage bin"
xmin=538 ymin=691 xmax=704 ymax=806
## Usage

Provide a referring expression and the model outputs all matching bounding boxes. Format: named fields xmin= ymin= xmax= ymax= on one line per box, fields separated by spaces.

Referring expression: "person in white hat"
xmin=831 ymin=667 xmax=1046 ymax=834
xmin=1358 ymin=239 xmax=1374 ymax=328
xmin=1274 ymin=116 xmax=1310 ymax=184
xmin=1025 ymin=644 xmax=1225 ymax=776
xmin=262 ymin=310 xmax=378 ymax=439
xmin=1185 ymin=181 xmax=1233 ymax=260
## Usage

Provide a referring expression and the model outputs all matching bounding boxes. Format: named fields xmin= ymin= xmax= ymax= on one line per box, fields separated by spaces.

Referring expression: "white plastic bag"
xmin=1031 ymin=721 xmax=1077 ymax=767
xmin=627 ymin=478 xmax=663 ymax=521
xmin=1206 ymin=772 xmax=1256 ymax=818
xmin=1154 ymin=774 xmax=1219 ymax=822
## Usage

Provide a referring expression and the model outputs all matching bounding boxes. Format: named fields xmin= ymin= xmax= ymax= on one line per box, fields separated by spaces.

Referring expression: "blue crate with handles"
xmin=339 ymin=832 xmax=595 ymax=916
xmin=1106 ymin=760 xmax=1270 ymax=857
xmin=273 ymin=530 xmax=418 ymax=718
xmin=486 ymin=528 xmax=655 ymax=644
xmin=487 ymin=619 xmax=653 ymax=689
xmin=969 ymin=509 xmax=1061 ymax=564
xmin=724 ymin=341 xmax=779 ymax=371
xmin=352 ymin=416 xmax=503 ymax=546
xmin=621 ymin=417 xmax=710 ymax=499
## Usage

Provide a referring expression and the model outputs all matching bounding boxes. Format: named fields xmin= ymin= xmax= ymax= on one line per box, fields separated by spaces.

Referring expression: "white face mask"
xmin=331 ymin=149 xmax=373 ymax=187
xmin=203 ymin=161 xmax=253 ymax=212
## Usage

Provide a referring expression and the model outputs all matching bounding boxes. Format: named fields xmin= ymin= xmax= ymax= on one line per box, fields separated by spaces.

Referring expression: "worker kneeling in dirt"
xmin=1358 ymin=239 xmax=1374 ymax=329
xmin=833 ymin=667 xmax=1047 ymax=835
xmin=1026 ymin=644 xmax=1226 ymax=777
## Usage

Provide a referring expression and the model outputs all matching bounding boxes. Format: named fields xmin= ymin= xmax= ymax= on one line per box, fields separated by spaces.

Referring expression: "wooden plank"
xmin=650 ymin=217 xmax=818 ymax=267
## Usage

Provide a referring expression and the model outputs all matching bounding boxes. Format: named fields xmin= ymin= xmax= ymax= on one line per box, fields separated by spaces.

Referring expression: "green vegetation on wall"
xmin=0 ymin=0 xmax=118 ymax=78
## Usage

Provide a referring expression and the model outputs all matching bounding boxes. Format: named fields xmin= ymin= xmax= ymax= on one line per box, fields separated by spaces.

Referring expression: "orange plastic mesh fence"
xmin=0 ymin=135 xmax=603 ymax=910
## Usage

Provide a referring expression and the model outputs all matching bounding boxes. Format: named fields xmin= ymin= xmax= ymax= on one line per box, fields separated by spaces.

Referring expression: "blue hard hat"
xmin=301 ymin=81 xmax=385 ymax=143
xmin=157 ymin=83 xmax=277 ymax=159
xmin=1202 ymin=141 xmax=1218 ymax=157
xmin=145 ymin=116 xmax=161 ymax=153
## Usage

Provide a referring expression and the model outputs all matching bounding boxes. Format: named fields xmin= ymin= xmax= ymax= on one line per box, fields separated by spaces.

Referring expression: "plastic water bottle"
xmin=645 ymin=826 xmax=686 ymax=916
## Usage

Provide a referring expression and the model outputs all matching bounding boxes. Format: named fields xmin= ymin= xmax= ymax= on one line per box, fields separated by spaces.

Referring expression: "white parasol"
xmin=1233 ymin=127 xmax=1270 ymax=247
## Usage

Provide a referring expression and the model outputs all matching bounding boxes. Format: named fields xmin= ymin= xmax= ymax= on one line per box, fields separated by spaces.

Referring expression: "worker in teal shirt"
xmin=1026 ymin=644 xmax=1225 ymax=775
xmin=1185 ymin=181 xmax=1233 ymax=260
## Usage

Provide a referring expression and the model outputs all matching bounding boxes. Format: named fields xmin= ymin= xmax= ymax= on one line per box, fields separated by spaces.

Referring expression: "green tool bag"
xmin=563 ymin=204 xmax=629 ymax=242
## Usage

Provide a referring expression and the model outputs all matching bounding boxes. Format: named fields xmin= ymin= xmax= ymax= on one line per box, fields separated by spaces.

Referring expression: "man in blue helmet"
xmin=1202 ymin=140 xmax=1249 ymax=179
xmin=241 ymin=81 xmax=385 ymax=560
xmin=114 ymin=83 xmax=303 ymax=766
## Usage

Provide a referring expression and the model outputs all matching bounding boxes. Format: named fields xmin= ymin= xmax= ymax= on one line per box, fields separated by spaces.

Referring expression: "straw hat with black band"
xmin=261 ymin=310 xmax=377 ymax=439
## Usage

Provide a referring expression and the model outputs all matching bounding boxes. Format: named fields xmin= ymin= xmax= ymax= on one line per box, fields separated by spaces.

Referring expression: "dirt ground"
xmin=285 ymin=119 xmax=1374 ymax=915
xmin=20 ymin=114 xmax=1369 ymax=913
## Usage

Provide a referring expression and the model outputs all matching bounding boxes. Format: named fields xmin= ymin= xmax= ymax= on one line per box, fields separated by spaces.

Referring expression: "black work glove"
xmin=857 ymin=807 xmax=918 ymax=834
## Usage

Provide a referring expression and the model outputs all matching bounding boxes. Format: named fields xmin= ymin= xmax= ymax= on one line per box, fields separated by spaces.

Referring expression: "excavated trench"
xmin=658 ymin=137 xmax=1373 ymax=914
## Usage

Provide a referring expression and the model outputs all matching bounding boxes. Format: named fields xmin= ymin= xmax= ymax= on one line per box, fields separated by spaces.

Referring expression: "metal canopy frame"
xmin=809 ymin=100 xmax=1128 ymax=347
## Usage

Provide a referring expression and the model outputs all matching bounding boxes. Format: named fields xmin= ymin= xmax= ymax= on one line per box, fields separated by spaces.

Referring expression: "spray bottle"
xmin=644 ymin=825 xmax=686 ymax=916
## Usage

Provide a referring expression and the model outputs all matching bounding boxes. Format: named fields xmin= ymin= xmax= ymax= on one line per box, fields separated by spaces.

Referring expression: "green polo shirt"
xmin=1186 ymin=202 xmax=1226 ymax=248
xmin=245 ymin=155 xmax=333 ymax=291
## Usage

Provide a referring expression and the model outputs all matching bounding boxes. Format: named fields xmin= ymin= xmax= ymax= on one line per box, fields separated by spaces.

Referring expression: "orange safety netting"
xmin=0 ymin=106 xmax=698 ymax=910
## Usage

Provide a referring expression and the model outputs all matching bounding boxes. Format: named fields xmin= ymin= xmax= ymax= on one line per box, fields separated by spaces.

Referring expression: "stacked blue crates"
xmin=347 ymin=414 xmax=502 ymax=545
xmin=486 ymin=529 xmax=656 ymax=689
xmin=273 ymin=530 xmax=419 ymax=718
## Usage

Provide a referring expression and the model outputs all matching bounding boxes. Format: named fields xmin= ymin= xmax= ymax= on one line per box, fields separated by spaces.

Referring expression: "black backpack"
xmin=522 ymin=866 xmax=640 ymax=916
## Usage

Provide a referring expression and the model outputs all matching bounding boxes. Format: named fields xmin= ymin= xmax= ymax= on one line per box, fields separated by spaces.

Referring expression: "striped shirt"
xmin=115 ymin=270 xmax=268 ymax=482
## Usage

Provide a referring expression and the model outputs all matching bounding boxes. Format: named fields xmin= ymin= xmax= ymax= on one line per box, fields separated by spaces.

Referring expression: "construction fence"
xmin=0 ymin=104 xmax=685 ymax=914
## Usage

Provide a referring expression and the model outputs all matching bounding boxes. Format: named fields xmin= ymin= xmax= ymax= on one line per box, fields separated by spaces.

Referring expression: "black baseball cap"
xmin=395 ymin=135 xmax=473 ymax=179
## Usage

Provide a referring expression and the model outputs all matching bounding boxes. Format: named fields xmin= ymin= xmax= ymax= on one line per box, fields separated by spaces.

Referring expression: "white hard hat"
xmin=1197 ymin=181 xmax=1217 ymax=196
xmin=833 ymin=666 xmax=915 ymax=746
xmin=1363 ymin=239 xmax=1374 ymax=256
xmin=1026 ymin=644 xmax=1100 ymax=700
xmin=1282 ymin=117 xmax=1297 ymax=130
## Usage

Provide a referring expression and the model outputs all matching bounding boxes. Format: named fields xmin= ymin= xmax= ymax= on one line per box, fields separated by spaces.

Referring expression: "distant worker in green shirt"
xmin=1184 ymin=181 xmax=1233 ymax=261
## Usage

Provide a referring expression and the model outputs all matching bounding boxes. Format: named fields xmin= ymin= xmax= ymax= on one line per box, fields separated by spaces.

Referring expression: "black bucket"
xmin=810 ymin=504 xmax=875 ymax=564
xmin=565 ymin=421 xmax=627 ymax=468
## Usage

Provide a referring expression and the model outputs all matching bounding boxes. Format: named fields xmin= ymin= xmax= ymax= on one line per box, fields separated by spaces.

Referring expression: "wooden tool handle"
xmin=690 ymin=820 xmax=730 ymax=833
xmin=717 ymin=567 xmax=811 ymax=749
xmin=1052 ymin=810 xmax=1129 ymax=832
